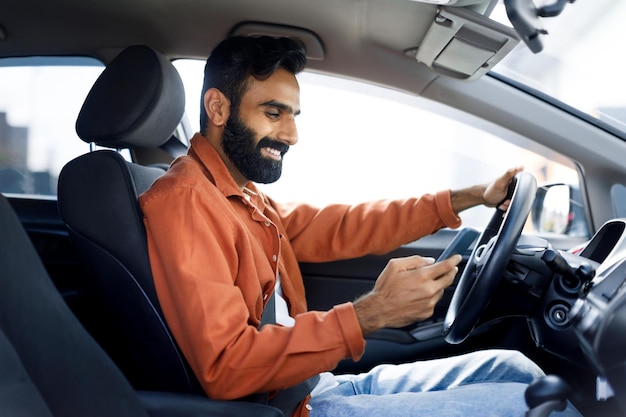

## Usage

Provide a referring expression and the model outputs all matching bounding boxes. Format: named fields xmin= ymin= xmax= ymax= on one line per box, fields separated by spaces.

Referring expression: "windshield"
xmin=491 ymin=0 xmax=626 ymax=137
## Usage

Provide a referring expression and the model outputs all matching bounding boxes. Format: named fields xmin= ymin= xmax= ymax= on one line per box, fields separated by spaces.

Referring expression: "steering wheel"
xmin=443 ymin=172 xmax=537 ymax=344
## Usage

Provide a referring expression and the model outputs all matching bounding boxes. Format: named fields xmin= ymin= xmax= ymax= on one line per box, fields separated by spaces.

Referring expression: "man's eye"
xmin=266 ymin=111 xmax=280 ymax=119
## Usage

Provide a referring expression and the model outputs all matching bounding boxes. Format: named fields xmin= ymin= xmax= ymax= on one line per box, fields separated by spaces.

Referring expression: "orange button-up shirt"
xmin=139 ymin=133 xmax=461 ymax=416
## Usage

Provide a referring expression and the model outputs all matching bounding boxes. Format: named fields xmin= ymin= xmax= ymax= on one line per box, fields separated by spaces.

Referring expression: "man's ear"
xmin=203 ymin=88 xmax=230 ymax=127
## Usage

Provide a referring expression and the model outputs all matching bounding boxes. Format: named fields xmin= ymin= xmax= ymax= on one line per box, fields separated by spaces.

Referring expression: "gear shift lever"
xmin=526 ymin=375 xmax=569 ymax=417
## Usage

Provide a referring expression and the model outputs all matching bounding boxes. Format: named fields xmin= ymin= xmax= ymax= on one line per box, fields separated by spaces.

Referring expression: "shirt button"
xmin=263 ymin=294 xmax=268 ymax=300
xmin=305 ymin=404 xmax=313 ymax=411
xmin=272 ymin=255 xmax=277 ymax=262
xmin=264 ymin=221 xmax=271 ymax=227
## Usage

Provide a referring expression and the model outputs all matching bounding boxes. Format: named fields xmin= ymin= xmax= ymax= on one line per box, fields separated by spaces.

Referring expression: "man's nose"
xmin=277 ymin=119 xmax=298 ymax=146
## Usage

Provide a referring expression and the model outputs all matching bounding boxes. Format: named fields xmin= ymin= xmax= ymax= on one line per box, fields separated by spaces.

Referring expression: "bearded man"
xmin=139 ymin=35 xmax=581 ymax=417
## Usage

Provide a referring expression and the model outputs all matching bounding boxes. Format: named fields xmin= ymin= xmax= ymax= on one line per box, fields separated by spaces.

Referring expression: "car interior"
xmin=1 ymin=0 xmax=626 ymax=416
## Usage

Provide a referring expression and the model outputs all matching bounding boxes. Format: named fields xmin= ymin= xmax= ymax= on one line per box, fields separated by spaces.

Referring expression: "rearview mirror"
xmin=503 ymin=0 xmax=575 ymax=53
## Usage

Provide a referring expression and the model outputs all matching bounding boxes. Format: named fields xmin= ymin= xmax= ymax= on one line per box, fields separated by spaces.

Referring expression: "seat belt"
xmin=253 ymin=291 xmax=320 ymax=416
xmin=159 ymin=134 xmax=188 ymax=158
xmin=259 ymin=291 xmax=277 ymax=328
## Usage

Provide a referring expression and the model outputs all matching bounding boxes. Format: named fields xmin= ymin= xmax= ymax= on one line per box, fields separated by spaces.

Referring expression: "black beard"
xmin=222 ymin=114 xmax=289 ymax=184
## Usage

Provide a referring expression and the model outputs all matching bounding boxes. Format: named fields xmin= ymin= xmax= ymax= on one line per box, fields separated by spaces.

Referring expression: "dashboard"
xmin=509 ymin=219 xmax=626 ymax=412
xmin=569 ymin=219 xmax=626 ymax=411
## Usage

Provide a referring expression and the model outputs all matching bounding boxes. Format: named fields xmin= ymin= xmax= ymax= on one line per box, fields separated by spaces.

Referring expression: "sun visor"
xmin=410 ymin=6 xmax=519 ymax=81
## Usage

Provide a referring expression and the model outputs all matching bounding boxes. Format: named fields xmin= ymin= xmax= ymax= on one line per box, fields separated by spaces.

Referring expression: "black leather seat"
xmin=57 ymin=45 xmax=199 ymax=394
xmin=0 ymin=193 xmax=282 ymax=416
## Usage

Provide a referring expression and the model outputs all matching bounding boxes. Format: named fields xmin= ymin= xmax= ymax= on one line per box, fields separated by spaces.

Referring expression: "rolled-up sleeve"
xmin=435 ymin=189 xmax=462 ymax=229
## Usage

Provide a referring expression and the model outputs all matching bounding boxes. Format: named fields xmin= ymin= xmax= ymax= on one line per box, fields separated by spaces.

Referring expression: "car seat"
xmin=0 ymin=192 xmax=282 ymax=416
xmin=57 ymin=44 xmax=200 ymax=394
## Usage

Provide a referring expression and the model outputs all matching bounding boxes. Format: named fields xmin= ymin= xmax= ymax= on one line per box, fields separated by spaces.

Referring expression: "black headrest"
xmin=76 ymin=45 xmax=185 ymax=149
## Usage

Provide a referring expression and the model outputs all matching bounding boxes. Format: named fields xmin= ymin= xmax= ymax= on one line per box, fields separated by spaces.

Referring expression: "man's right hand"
xmin=352 ymin=254 xmax=461 ymax=337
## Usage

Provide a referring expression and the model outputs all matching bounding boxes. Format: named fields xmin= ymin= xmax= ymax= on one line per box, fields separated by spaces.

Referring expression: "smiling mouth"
xmin=262 ymin=147 xmax=284 ymax=161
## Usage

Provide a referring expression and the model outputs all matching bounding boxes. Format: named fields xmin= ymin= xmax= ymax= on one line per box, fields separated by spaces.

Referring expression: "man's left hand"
xmin=482 ymin=166 xmax=523 ymax=210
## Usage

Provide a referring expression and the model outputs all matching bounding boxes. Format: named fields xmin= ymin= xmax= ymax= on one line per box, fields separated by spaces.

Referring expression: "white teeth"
xmin=266 ymin=147 xmax=281 ymax=156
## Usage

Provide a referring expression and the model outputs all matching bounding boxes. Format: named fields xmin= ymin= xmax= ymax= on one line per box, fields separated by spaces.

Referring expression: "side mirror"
xmin=531 ymin=183 xmax=589 ymax=238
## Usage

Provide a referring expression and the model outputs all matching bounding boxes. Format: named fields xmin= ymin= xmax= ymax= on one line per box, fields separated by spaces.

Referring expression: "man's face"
xmin=221 ymin=68 xmax=300 ymax=184
xmin=222 ymin=114 xmax=288 ymax=184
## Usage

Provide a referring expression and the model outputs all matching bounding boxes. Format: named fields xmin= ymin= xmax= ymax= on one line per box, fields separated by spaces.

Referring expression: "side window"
xmin=174 ymin=60 xmax=583 ymax=236
xmin=0 ymin=57 xmax=104 ymax=196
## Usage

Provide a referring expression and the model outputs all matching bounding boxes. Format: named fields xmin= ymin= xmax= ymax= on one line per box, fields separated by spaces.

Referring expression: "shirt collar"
xmin=188 ymin=133 xmax=266 ymax=209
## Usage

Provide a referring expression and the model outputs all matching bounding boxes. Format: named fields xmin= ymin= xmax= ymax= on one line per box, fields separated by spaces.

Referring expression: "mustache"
xmin=257 ymin=137 xmax=290 ymax=156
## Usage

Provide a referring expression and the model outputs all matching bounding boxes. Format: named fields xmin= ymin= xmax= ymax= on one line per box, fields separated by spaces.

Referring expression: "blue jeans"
xmin=309 ymin=349 xmax=583 ymax=417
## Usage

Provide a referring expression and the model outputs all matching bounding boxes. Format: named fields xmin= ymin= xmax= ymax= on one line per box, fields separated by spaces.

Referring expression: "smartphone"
xmin=437 ymin=228 xmax=480 ymax=262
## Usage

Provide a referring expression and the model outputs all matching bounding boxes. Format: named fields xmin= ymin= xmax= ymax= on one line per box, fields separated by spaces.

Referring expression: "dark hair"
xmin=199 ymin=36 xmax=307 ymax=134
